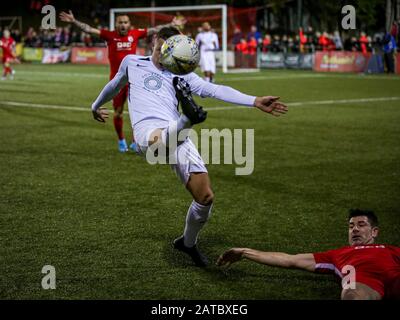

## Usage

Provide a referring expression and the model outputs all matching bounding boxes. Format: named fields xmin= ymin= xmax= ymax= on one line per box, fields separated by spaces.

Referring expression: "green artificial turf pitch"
xmin=0 ymin=64 xmax=399 ymax=299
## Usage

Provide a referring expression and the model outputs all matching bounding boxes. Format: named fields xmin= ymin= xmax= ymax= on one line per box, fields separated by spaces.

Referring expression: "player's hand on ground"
xmin=92 ymin=107 xmax=109 ymax=123
xmin=172 ymin=16 xmax=187 ymax=27
xmin=59 ymin=10 xmax=75 ymax=23
xmin=216 ymin=248 xmax=245 ymax=267
xmin=254 ymin=96 xmax=288 ymax=116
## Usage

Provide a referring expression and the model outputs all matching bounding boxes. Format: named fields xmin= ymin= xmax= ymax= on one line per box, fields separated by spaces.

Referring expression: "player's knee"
xmin=195 ymin=188 xmax=214 ymax=206
xmin=114 ymin=107 xmax=123 ymax=117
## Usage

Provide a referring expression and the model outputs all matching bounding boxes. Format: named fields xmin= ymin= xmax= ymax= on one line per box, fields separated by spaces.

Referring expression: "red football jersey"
xmin=100 ymin=28 xmax=147 ymax=76
xmin=1 ymin=37 xmax=16 ymax=60
xmin=313 ymin=244 xmax=400 ymax=298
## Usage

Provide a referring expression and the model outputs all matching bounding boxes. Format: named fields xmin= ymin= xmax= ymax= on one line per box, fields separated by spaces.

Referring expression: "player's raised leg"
xmin=147 ymin=76 xmax=207 ymax=148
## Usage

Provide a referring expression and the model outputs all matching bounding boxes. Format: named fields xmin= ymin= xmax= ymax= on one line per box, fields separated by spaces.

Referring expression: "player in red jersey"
xmin=0 ymin=30 xmax=17 ymax=80
xmin=217 ymin=209 xmax=400 ymax=300
xmin=60 ymin=10 xmax=186 ymax=152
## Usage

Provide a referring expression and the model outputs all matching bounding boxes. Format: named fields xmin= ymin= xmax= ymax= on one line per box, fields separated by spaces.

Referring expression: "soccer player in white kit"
xmin=91 ymin=27 xmax=288 ymax=267
xmin=195 ymin=22 xmax=219 ymax=82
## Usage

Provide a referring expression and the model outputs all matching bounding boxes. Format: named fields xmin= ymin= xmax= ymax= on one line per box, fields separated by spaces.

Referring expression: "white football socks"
xmin=161 ymin=114 xmax=191 ymax=147
xmin=183 ymin=200 xmax=213 ymax=247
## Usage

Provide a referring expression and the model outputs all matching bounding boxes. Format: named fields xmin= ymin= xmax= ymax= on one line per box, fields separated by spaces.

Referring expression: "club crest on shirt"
xmin=143 ymin=73 xmax=163 ymax=91
xmin=128 ymin=36 xmax=134 ymax=42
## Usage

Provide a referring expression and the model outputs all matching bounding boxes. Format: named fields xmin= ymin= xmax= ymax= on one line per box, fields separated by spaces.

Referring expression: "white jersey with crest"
xmin=91 ymin=54 xmax=256 ymax=146
xmin=122 ymin=55 xmax=216 ymax=145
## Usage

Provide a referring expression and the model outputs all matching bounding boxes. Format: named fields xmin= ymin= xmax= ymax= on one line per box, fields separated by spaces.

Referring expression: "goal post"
xmin=109 ymin=5 xmax=228 ymax=73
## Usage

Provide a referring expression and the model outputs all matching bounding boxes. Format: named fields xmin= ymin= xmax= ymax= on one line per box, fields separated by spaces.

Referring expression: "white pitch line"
xmin=0 ymin=101 xmax=88 ymax=112
xmin=1 ymin=96 xmax=400 ymax=113
xmin=220 ymin=74 xmax=325 ymax=81
xmin=15 ymin=70 xmax=324 ymax=81
xmin=208 ymin=96 xmax=400 ymax=111
xmin=13 ymin=70 xmax=400 ymax=82
xmin=16 ymin=70 xmax=105 ymax=79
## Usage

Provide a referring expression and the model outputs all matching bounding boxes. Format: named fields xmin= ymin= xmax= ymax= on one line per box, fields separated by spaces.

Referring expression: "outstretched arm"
xmin=91 ymin=57 xmax=129 ymax=122
xmin=190 ymin=76 xmax=288 ymax=117
xmin=147 ymin=16 xmax=187 ymax=36
xmin=217 ymin=248 xmax=316 ymax=272
xmin=59 ymin=10 xmax=100 ymax=35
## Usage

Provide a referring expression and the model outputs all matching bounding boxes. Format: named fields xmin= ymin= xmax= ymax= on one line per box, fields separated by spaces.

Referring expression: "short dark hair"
xmin=157 ymin=27 xmax=180 ymax=40
xmin=348 ymin=209 xmax=379 ymax=227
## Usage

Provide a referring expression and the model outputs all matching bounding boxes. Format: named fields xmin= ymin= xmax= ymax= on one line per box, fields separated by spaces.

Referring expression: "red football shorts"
xmin=2 ymin=56 xmax=13 ymax=64
xmin=109 ymin=71 xmax=128 ymax=109
xmin=112 ymin=84 xmax=128 ymax=109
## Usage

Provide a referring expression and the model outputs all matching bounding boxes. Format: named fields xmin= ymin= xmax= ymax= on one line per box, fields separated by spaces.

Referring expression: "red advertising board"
xmin=314 ymin=51 xmax=371 ymax=73
xmin=71 ymin=47 xmax=108 ymax=64
xmin=397 ymin=55 xmax=400 ymax=74
xmin=71 ymin=47 xmax=146 ymax=65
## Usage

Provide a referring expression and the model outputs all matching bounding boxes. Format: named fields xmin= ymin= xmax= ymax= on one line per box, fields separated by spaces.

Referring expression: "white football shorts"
xmin=134 ymin=120 xmax=208 ymax=186
xmin=200 ymin=51 xmax=216 ymax=74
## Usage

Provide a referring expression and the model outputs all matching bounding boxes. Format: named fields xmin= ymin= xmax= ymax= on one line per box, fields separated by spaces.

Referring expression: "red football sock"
xmin=4 ymin=66 xmax=12 ymax=76
xmin=113 ymin=115 xmax=124 ymax=140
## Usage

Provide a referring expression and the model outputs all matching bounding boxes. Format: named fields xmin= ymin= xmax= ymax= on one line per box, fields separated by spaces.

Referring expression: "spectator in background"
xmin=247 ymin=25 xmax=261 ymax=43
xmin=298 ymin=27 xmax=307 ymax=53
xmin=328 ymin=33 xmax=336 ymax=51
xmin=54 ymin=27 xmax=63 ymax=47
xmin=393 ymin=21 xmax=400 ymax=48
xmin=262 ymin=34 xmax=271 ymax=53
xmin=318 ymin=32 xmax=330 ymax=51
xmin=286 ymin=36 xmax=295 ymax=53
xmin=344 ymin=36 xmax=359 ymax=52
xmin=390 ymin=21 xmax=398 ymax=40
xmin=333 ymin=31 xmax=343 ymax=50
xmin=63 ymin=26 xmax=71 ymax=46
xmin=293 ymin=36 xmax=300 ymax=53
xmin=11 ymin=29 xmax=22 ymax=43
xmin=315 ymin=31 xmax=322 ymax=50
xmin=70 ymin=30 xmax=80 ymax=46
xmin=305 ymin=26 xmax=315 ymax=52
xmin=41 ymin=29 xmax=53 ymax=48
xmin=270 ymin=35 xmax=282 ymax=53
xmin=24 ymin=28 xmax=40 ymax=47
xmin=248 ymin=36 xmax=257 ymax=55
xmin=236 ymin=38 xmax=249 ymax=54
xmin=247 ymin=36 xmax=258 ymax=68
xmin=359 ymin=32 xmax=369 ymax=54
xmin=235 ymin=38 xmax=249 ymax=68
xmin=232 ymin=25 xmax=243 ymax=50
xmin=383 ymin=32 xmax=397 ymax=73
xmin=281 ymin=35 xmax=288 ymax=53
xmin=367 ymin=36 xmax=373 ymax=52
xmin=81 ymin=31 xmax=93 ymax=47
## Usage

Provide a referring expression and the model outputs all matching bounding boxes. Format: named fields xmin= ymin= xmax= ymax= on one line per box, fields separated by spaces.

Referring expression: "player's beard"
xmin=118 ymin=28 xmax=128 ymax=36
